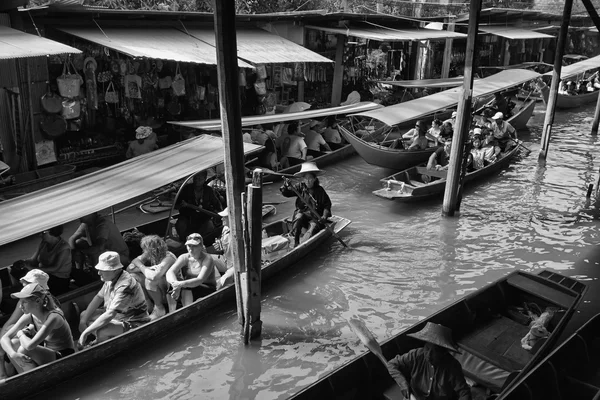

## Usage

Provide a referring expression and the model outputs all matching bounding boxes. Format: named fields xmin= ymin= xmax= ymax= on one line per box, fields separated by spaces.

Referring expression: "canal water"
xmin=31 ymin=103 xmax=600 ymax=399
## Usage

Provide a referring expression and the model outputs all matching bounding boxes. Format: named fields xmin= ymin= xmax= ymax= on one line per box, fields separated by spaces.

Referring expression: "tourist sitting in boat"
xmin=127 ymin=235 xmax=177 ymax=319
xmin=563 ymin=81 xmax=578 ymax=96
xmin=166 ymin=233 xmax=217 ymax=306
xmin=407 ymin=127 xmax=429 ymax=151
xmin=78 ymin=251 xmax=150 ymax=347
xmin=0 ymin=270 xmax=53 ymax=379
xmin=439 ymin=121 xmax=454 ymax=144
xmin=174 ymin=171 xmax=224 ymax=245
xmin=490 ymin=112 xmax=517 ymax=152
xmin=427 ymin=136 xmax=452 ymax=171
xmin=280 ymin=162 xmax=332 ymax=247
xmin=591 ymin=72 xmax=600 ymax=90
xmin=303 ymin=120 xmax=332 ymax=157
xmin=492 ymin=92 xmax=510 ymax=119
xmin=281 ymin=122 xmax=308 ymax=167
xmin=256 ymin=126 xmax=280 ymax=171
xmin=386 ymin=322 xmax=472 ymax=400
xmin=69 ymin=212 xmax=130 ymax=284
xmin=1 ymin=283 xmax=74 ymax=376
xmin=468 ymin=129 xmax=497 ymax=171
xmin=10 ymin=225 xmax=72 ymax=295
xmin=126 ymin=126 xmax=158 ymax=159
xmin=427 ymin=119 xmax=443 ymax=145
xmin=322 ymin=116 xmax=344 ymax=149
xmin=443 ymin=111 xmax=457 ymax=128
xmin=213 ymin=208 xmax=234 ymax=290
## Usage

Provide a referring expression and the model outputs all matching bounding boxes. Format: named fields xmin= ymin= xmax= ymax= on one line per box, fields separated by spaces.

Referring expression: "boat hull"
xmin=539 ymin=83 xmax=599 ymax=109
xmin=0 ymin=215 xmax=351 ymax=399
xmin=373 ymin=145 xmax=520 ymax=202
xmin=290 ymin=270 xmax=585 ymax=400
xmin=0 ymin=164 xmax=76 ymax=200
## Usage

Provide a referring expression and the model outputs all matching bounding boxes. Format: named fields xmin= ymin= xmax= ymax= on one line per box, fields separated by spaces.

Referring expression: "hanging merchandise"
xmin=171 ymin=63 xmax=186 ymax=96
xmin=40 ymin=114 xmax=67 ymax=139
xmin=159 ymin=75 xmax=172 ymax=90
xmin=35 ymin=140 xmax=58 ymax=166
xmin=256 ymin=64 xmax=268 ymax=80
xmin=293 ymin=63 xmax=304 ymax=82
xmin=97 ymin=70 xmax=112 ymax=83
xmin=40 ymin=84 xmax=63 ymax=114
xmin=61 ymin=98 xmax=81 ymax=119
xmin=124 ymin=74 xmax=142 ymax=99
xmin=197 ymin=85 xmax=206 ymax=101
xmin=57 ymin=61 xmax=82 ymax=98
xmin=282 ymin=67 xmax=295 ymax=85
xmin=105 ymin=81 xmax=119 ymax=104
xmin=239 ymin=70 xmax=247 ymax=87
xmin=254 ymin=80 xmax=267 ymax=96
xmin=167 ymin=98 xmax=182 ymax=116
xmin=67 ymin=118 xmax=82 ymax=132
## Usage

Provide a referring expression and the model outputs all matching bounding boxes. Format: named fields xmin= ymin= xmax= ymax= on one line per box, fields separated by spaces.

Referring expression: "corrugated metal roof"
xmin=170 ymin=102 xmax=382 ymax=131
xmin=0 ymin=135 xmax=263 ymax=247
xmin=0 ymin=26 xmax=81 ymax=59
xmin=184 ymin=27 xmax=332 ymax=64
xmin=305 ymin=25 xmax=466 ymax=41
xmin=352 ymin=69 xmax=541 ymax=126
xmin=544 ymin=54 xmax=600 ymax=80
xmin=479 ymin=26 xmax=555 ymax=39
xmin=58 ymin=26 xmax=254 ymax=68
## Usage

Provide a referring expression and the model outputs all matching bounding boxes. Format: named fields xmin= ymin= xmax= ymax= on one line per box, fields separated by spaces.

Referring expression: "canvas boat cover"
xmin=170 ymin=102 xmax=382 ymax=131
xmin=58 ymin=26 xmax=254 ymax=68
xmin=352 ymin=69 xmax=541 ymax=127
xmin=377 ymin=77 xmax=469 ymax=89
xmin=479 ymin=26 xmax=555 ymax=40
xmin=184 ymin=27 xmax=332 ymax=64
xmin=0 ymin=26 xmax=81 ymax=59
xmin=0 ymin=135 xmax=262 ymax=246
xmin=543 ymin=54 xmax=600 ymax=80
xmin=305 ymin=25 xmax=466 ymax=41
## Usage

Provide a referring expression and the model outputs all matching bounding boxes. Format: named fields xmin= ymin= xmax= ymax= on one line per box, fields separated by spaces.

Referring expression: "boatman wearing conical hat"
xmin=387 ymin=322 xmax=472 ymax=400
xmin=280 ymin=162 xmax=332 ymax=247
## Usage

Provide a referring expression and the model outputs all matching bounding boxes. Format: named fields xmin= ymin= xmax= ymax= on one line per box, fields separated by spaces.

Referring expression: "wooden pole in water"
xmin=539 ymin=0 xmax=573 ymax=161
xmin=441 ymin=17 xmax=455 ymax=80
xmin=243 ymin=170 xmax=263 ymax=342
xmin=213 ymin=0 xmax=248 ymax=332
xmin=331 ymin=34 xmax=346 ymax=106
xmin=592 ymin=91 xmax=600 ymax=135
xmin=442 ymin=0 xmax=482 ymax=217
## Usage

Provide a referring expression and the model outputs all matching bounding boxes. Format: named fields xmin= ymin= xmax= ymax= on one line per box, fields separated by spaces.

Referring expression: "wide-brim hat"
xmin=11 ymin=283 xmax=46 ymax=299
xmin=83 ymin=57 xmax=97 ymax=71
xmin=135 ymin=126 xmax=152 ymax=140
xmin=407 ymin=322 xmax=459 ymax=352
xmin=20 ymin=269 xmax=50 ymax=290
xmin=294 ymin=161 xmax=324 ymax=177
xmin=185 ymin=233 xmax=204 ymax=246
xmin=492 ymin=112 xmax=504 ymax=120
xmin=95 ymin=251 xmax=124 ymax=271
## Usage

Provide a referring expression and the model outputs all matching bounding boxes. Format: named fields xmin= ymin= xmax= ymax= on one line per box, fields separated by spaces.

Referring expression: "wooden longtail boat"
xmin=373 ymin=145 xmax=520 ymax=202
xmin=342 ymin=70 xmax=540 ymax=170
xmin=0 ymin=164 xmax=76 ymax=201
xmin=499 ymin=312 xmax=600 ymax=399
xmin=0 ymin=215 xmax=351 ymax=399
xmin=290 ymin=270 xmax=586 ymax=400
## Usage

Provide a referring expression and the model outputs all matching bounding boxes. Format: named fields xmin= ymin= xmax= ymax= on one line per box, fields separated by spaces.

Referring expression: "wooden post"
xmin=441 ymin=0 xmax=482 ymax=217
xmin=592 ymin=89 xmax=600 ymax=135
xmin=213 ymin=0 xmax=248 ymax=331
xmin=580 ymin=0 xmax=600 ymax=32
xmin=331 ymin=34 xmax=346 ymax=106
xmin=243 ymin=169 xmax=263 ymax=342
xmin=539 ymin=0 xmax=573 ymax=162
xmin=441 ymin=17 xmax=455 ymax=79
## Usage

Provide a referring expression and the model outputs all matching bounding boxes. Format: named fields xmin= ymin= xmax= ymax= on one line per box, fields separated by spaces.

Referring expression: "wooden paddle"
xmin=512 ymin=139 xmax=532 ymax=156
xmin=348 ymin=317 xmax=410 ymax=399
xmin=261 ymin=168 xmax=349 ymax=248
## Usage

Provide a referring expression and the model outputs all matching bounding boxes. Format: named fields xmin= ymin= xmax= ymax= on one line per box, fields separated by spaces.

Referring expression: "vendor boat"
xmin=373 ymin=145 xmax=520 ymax=202
xmin=340 ymin=69 xmax=540 ymax=170
xmin=537 ymin=54 xmax=600 ymax=109
xmin=290 ymin=269 xmax=586 ymax=400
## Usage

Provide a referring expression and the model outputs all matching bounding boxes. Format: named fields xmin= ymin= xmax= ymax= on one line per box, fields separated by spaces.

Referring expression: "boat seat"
xmin=457 ymin=315 xmax=532 ymax=373
xmin=454 ymin=350 xmax=510 ymax=393
xmin=409 ymin=180 xmax=427 ymax=187
xmin=506 ymin=274 xmax=575 ymax=309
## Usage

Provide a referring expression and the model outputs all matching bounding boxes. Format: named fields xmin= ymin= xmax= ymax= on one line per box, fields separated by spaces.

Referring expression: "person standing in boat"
xmin=11 ymin=225 xmax=72 ymax=295
xmin=166 ymin=233 xmax=217 ymax=306
xmin=213 ymin=208 xmax=235 ymax=290
xmin=386 ymin=322 xmax=472 ymax=400
xmin=280 ymin=162 xmax=332 ymax=247
xmin=490 ymin=112 xmax=517 ymax=152
xmin=174 ymin=170 xmax=223 ymax=245
xmin=1 ymin=283 xmax=74 ymax=376
xmin=78 ymin=251 xmax=150 ymax=346
xmin=427 ymin=137 xmax=453 ymax=171
xmin=127 ymin=235 xmax=177 ymax=319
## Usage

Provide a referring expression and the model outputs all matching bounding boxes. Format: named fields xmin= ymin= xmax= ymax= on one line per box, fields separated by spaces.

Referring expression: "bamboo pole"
xmin=213 ymin=0 xmax=247 ymax=331
xmin=592 ymin=90 xmax=600 ymax=135
xmin=442 ymin=0 xmax=482 ymax=217
xmin=539 ymin=0 xmax=573 ymax=161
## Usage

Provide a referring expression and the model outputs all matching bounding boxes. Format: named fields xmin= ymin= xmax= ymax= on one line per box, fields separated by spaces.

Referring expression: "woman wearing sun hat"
xmin=126 ymin=126 xmax=158 ymax=158
xmin=0 ymin=283 xmax=73 ymax=376
xmin=386 ymin=322 xmax=471 ymax=400
xmin=280 ymin=162 xmax=332 ymax=247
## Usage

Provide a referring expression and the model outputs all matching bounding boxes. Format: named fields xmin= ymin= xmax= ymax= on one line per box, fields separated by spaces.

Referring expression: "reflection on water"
xmin=33 ymin=104 xmax=600 ymax=400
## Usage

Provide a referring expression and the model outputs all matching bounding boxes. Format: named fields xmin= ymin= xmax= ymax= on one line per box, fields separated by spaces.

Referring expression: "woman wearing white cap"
xmin=1 ymin=283 xmax=73 ymax=376
xmin=280 ymin=162 xmax=332 ymax=247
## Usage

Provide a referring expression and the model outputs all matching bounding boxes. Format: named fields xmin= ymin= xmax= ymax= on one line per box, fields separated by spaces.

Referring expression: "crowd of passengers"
xmin=558 ymin=71 xmax=600 ymax=96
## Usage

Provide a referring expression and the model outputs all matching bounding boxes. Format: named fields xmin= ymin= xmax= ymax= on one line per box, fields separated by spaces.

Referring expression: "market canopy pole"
xmin=442 ymin=0 xmax=482 ymax=217
xmin=212 ymin=0 xmax=251 ymax=338
xmin=539 ymin=0 xmax=573 ymax=161
xmin=581 ymin=0 xmax=600 ymax=135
